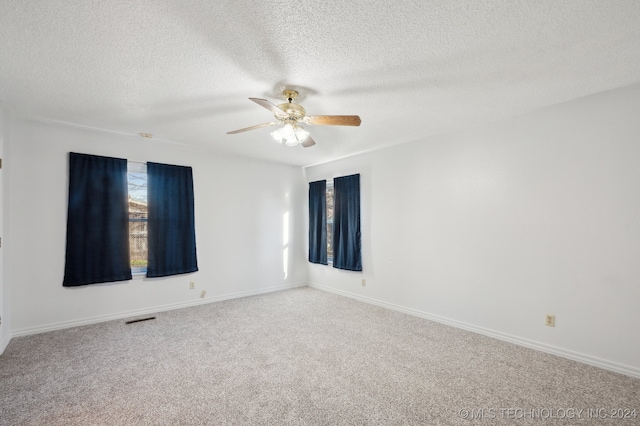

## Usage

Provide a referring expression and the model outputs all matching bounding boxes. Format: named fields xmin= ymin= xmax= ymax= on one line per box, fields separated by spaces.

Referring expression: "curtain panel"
xmin=308 ymin=180 xmax=328 ymax=265
xmin=63 ymin=152 xmax=132 ymax=286
xmin=146 ymin=162 xmax=198 ymax=278
xmin=333 ymin=174 xmax=362 ymax=271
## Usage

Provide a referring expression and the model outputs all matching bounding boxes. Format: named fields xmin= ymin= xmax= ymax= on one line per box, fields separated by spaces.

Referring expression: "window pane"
xmin=128 ymin=162 xmax=148 ymax=272
xmin=326 ymin=184 xmax=334 ymax=261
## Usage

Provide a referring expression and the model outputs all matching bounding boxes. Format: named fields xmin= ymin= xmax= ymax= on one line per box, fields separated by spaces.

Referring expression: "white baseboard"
xmin=1 ymin=333 xmax=10 ymax=355
xmin=11 ymin=282 xmax=307 ymax=339
xmin=308 ymin=282 xmax=640 ymax=379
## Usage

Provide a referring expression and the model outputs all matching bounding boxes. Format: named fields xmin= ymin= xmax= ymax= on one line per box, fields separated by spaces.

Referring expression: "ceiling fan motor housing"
xmin=276 ymin=102 xmax=306 ymax=121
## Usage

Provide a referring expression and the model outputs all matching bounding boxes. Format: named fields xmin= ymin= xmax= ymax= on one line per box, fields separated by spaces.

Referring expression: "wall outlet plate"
xmin=200 ymin=290 xmax=206 ymax=298
xmin=546 ymin=314 xmax=556 ymax=327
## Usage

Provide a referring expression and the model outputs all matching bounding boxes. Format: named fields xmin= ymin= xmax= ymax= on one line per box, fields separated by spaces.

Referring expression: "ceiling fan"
xmin=227 ymin=90 xmax=361 ymax=147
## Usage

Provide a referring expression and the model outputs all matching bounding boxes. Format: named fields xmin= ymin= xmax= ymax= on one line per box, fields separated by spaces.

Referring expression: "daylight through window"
xmin=326 ymin=181 xmax=334 ymax=263
xmin=127 ymin=161 xmax=148 ymax=274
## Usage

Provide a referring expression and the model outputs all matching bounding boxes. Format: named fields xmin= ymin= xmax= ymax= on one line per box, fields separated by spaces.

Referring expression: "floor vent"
xmin=125 ymin=316 xmax=156 ymax=325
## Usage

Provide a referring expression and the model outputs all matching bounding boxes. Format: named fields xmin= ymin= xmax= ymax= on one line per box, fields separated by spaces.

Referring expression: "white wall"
xmin=7 ymin=118 xmax=307 ymax=336
xmin=305 ymin=83 xmax=640 ymax=377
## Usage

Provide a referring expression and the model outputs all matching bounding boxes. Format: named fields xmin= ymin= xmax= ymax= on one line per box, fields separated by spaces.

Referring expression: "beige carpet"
xmin=1 ymin=287 xmax=638 ymax=425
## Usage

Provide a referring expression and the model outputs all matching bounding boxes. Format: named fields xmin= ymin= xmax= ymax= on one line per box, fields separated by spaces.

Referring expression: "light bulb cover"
xmin=270 ymin=127 xmax=285 ymax=143
xmin=271 ymin=123 xmax=309 ymax=146
xmin=294 ymin=126 xmax=309 ymax=142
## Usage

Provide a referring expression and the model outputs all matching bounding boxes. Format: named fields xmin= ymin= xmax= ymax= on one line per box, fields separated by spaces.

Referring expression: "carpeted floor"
xmin=0 ymin=287 xmax=638 ymax=425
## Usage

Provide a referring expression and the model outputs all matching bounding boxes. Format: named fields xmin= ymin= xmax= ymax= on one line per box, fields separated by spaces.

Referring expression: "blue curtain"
xmin=308 ymin=180 xmax=327 ymax=265
xmin=146 ymin=162 xmax=198 ymax=278
xmin=333 ymin=174 xmax=362 ymax=271
xmin=63 ymin=153 xmax=131 ymax=286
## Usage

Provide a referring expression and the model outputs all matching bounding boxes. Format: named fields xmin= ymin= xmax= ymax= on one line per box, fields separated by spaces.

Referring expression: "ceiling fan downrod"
xmin=282 ymin=89 xmax=298 ymax=103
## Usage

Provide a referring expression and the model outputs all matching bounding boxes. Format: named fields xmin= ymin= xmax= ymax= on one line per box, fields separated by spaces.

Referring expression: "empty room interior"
xmin=1 ymin=1 xmax=639 ymax=424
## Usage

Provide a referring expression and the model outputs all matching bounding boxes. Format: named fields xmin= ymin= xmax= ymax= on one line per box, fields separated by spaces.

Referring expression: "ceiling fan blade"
xmin=226 ymin=122 xmax=279 ymax=134
xmin=301 ymin=135 xmax=316 ymax=148
xmin=249 ymin=98 xmax=287 ymax=117
xmin=304 ymin=115 xmax=361 ymax=126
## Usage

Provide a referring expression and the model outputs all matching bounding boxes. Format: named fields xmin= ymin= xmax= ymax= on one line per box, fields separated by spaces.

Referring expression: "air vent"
xmin=125 ymin=316 xmax=156 ymax=324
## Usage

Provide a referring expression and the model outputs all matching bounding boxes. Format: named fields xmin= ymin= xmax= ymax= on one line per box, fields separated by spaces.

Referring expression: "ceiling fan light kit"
xmin=271 ymin=122 xmax=310 ymax=146
xmin=227 ymin=89 xmax=361 ymax=148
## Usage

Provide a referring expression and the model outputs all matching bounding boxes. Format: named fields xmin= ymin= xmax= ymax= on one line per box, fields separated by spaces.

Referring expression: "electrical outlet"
xmin=190 ymin=282 xmax=195 ymax=290
xmin=545 ymin=314 xmax=555 ymax=327
xmin=361 ymin=279 xmax=366 ymax=287
xmin=200 ymin=290 xmax=206 ymax=298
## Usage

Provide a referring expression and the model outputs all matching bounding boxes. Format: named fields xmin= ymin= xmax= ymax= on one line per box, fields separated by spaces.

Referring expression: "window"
xmin=326 ymin=181 xmax=334 ymax=263
xmin=64 ymin=153 xmax=197 ymax=286
xmin=308 ymin=174 xmax=361 ymax=271
xmin=127 ymin=161 xmax=148 ymax=274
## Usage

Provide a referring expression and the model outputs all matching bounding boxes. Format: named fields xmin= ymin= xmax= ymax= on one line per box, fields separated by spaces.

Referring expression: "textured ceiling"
xmin=1 ymin=1 xmax=640 ymax=166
